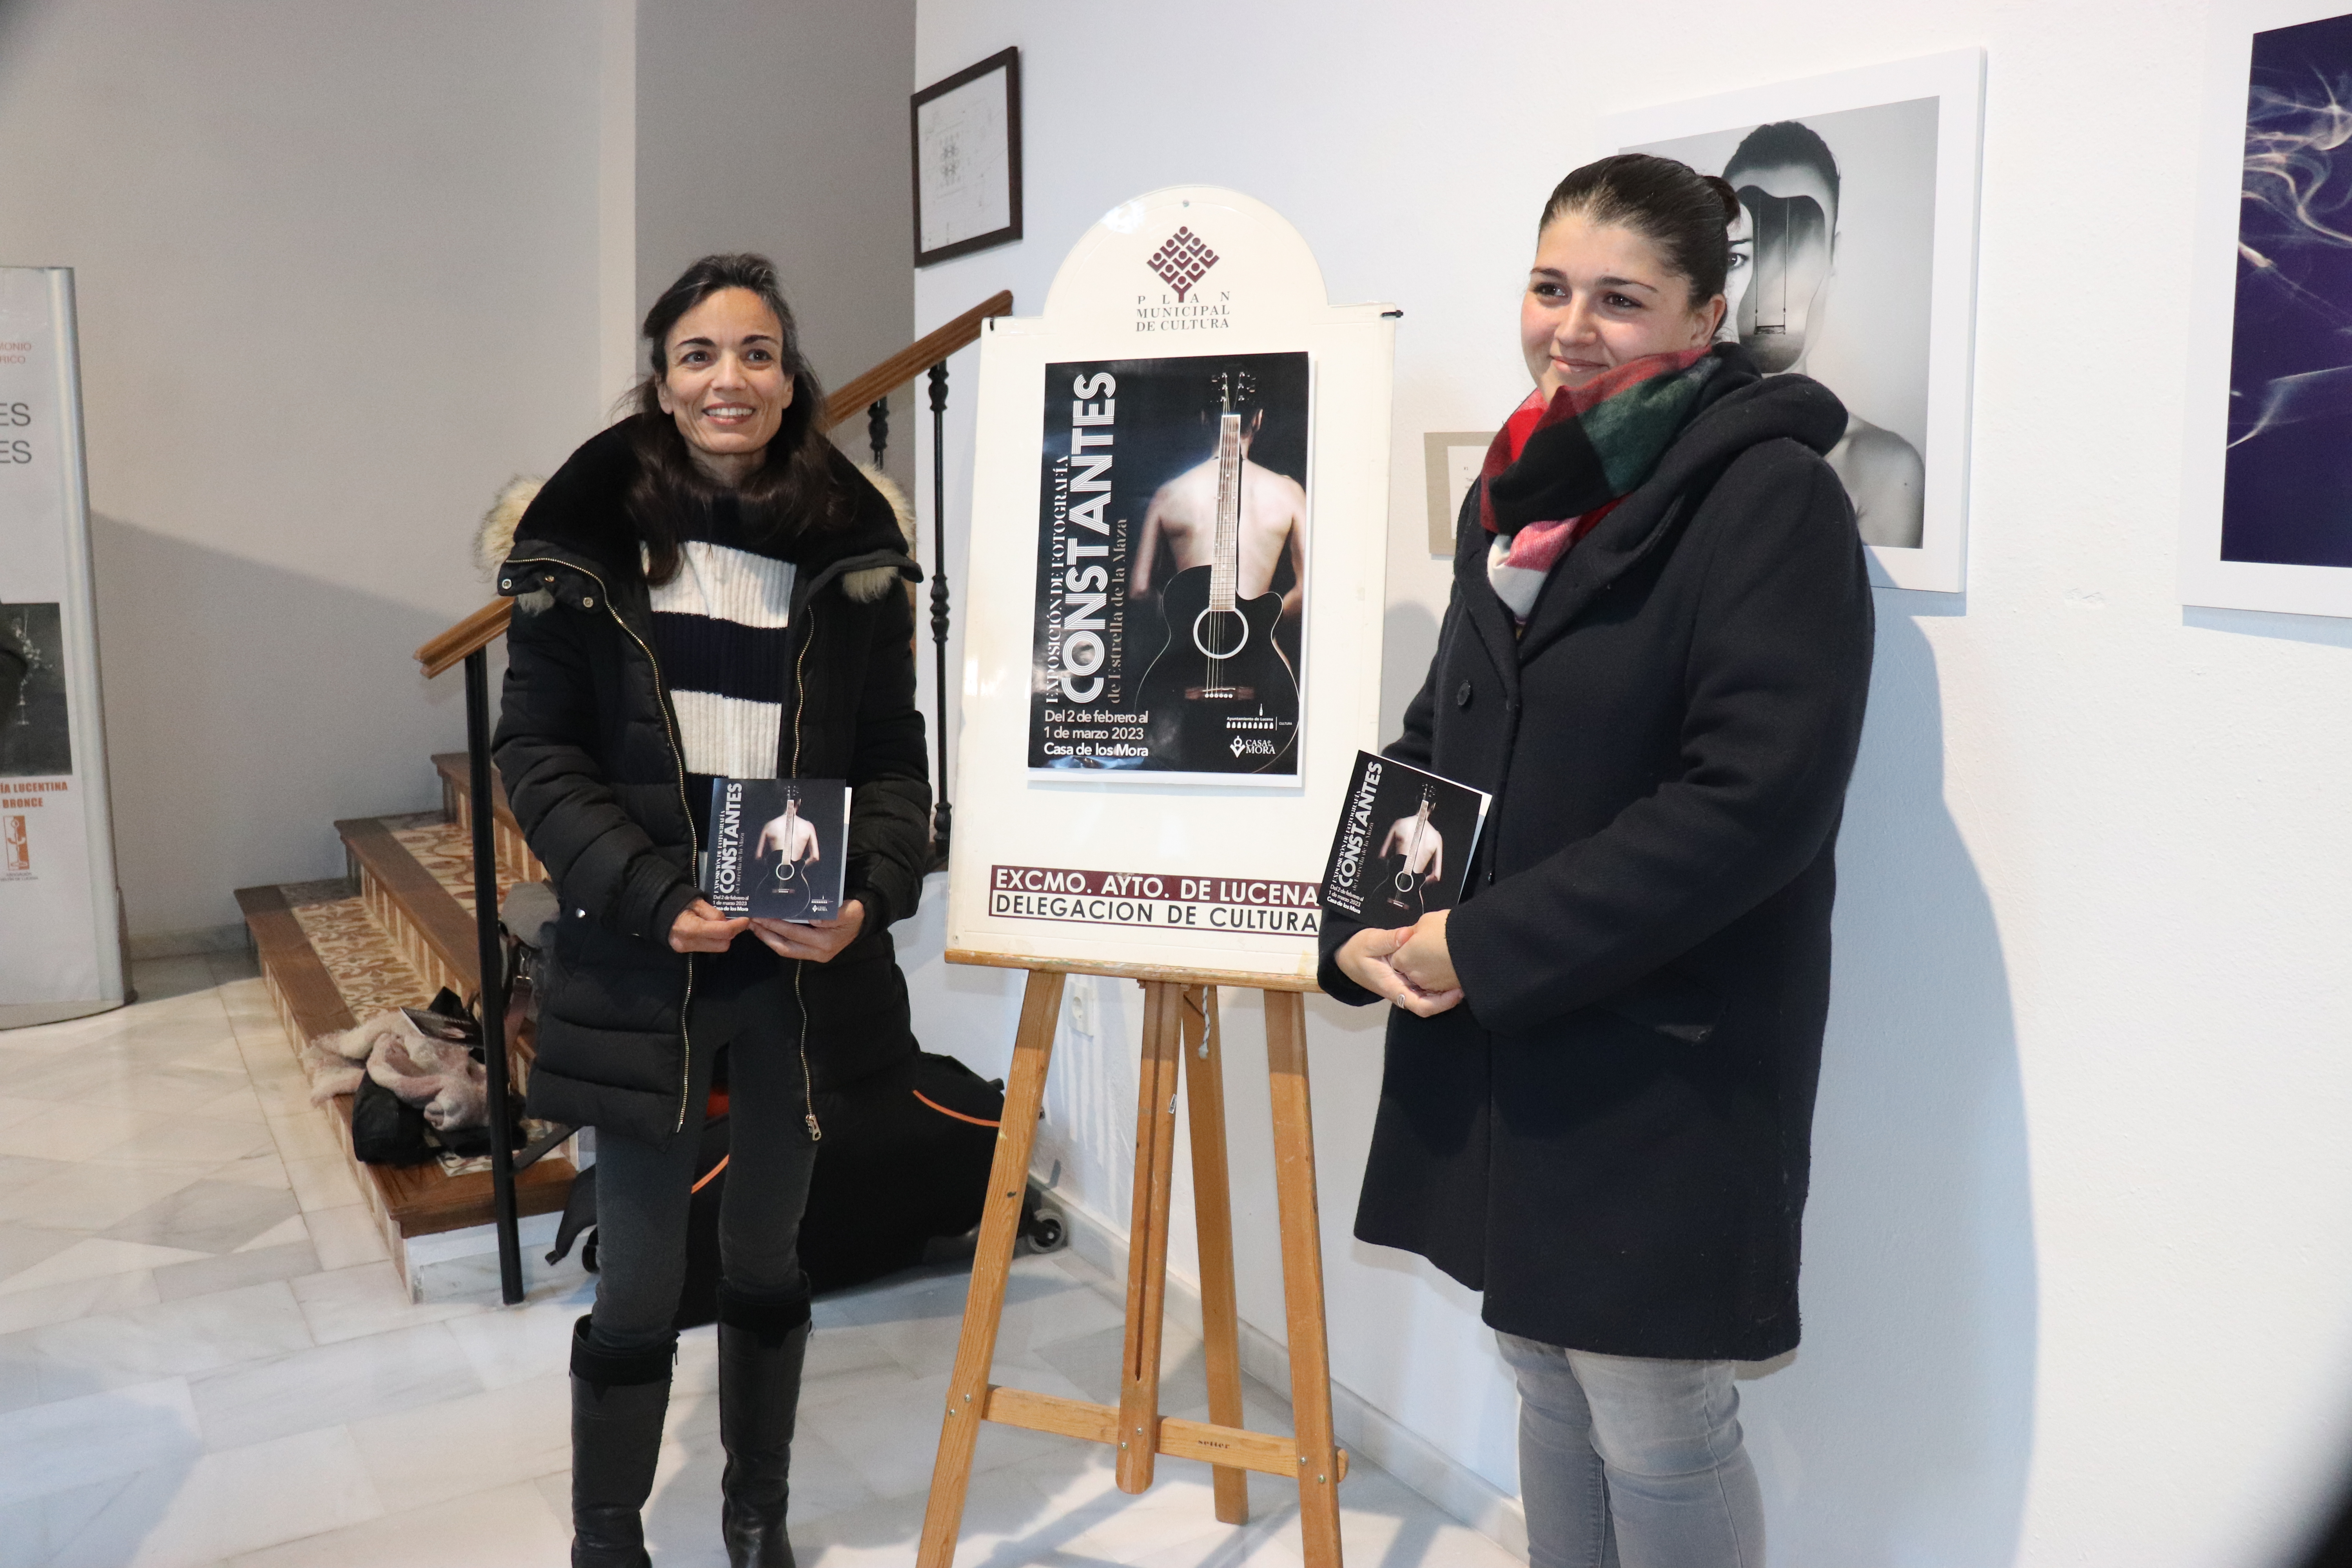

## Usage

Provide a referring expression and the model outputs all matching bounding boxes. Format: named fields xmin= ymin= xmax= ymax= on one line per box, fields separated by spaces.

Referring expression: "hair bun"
xmin=1701 ymin=174 xmax=1741 ymax=225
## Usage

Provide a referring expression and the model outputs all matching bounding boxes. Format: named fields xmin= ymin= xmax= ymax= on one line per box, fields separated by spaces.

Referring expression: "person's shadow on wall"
xmin=1738 ymin=600 xmax=2037 ymax=1566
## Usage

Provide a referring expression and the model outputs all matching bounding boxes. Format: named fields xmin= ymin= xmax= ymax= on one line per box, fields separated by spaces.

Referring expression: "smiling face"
xmin=655 ymin=287 xmax=794 ymax=483
xmin=1521 ymin=211 xmax=1724 ymax=398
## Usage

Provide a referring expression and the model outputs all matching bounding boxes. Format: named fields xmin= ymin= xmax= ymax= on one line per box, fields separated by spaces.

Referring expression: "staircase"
xmin=234 ymin=753 xmax=575 ymax=1302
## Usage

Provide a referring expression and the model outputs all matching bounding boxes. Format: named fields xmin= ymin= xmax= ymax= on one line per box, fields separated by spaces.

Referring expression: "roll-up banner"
xmin=0 ymin=268 xmax=124 ymax=1028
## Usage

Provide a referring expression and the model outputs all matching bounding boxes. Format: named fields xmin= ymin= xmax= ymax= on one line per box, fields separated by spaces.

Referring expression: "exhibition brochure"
xmin=701 ymin=778 xmax=850 ymax=924
xmin=1320 ymin=751 xmax=1490 ymax=923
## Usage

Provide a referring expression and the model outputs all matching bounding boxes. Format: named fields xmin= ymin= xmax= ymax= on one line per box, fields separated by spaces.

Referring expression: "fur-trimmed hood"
xmin=475 ymin=419 xmax=918 ymax=605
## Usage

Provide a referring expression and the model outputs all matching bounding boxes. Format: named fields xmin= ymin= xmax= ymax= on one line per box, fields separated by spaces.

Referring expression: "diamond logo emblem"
xmin=1146 ymin=227 xmax=1220 ymax=303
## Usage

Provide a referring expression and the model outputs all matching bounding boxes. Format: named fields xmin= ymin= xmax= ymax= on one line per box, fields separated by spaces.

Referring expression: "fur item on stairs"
xmin=303 ymin=1009 xmax=490 ymax=1131
xmin=474 ymin=458 xmax=915 ymax=605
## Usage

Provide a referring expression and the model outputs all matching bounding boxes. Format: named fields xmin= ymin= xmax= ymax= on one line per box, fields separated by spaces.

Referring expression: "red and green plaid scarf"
xmin=1482 ymin=347 xmax=1719 ymax=621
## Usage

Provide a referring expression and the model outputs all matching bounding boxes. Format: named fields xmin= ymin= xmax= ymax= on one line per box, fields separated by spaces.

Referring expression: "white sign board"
xmin=947 ymin=187 xmax=1396 ymax=984
xmin=0 ymin=268 xmax=124 ymax=1027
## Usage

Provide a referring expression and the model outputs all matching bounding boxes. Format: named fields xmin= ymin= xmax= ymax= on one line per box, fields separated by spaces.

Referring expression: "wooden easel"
xmin=915 ymin=956 xmax=1348 ymax=1566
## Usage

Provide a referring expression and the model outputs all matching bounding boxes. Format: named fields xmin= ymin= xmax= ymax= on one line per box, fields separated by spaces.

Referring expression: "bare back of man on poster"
xmin=1028 ymin=349 xmax=1311 ymax=780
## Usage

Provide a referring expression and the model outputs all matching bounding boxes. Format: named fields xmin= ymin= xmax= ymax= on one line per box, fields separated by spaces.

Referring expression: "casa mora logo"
xmin=1146 ymin=227 xmax=1220 ymax=303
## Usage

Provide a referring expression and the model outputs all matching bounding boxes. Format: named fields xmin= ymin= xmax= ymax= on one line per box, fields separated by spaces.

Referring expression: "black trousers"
xmin=585 ymin=939 xmax=818 ymax=1355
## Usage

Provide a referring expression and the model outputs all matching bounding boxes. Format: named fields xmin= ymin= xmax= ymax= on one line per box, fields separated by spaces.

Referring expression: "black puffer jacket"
xmin=1319 ymin=352 xmax=1875 ymax=1361
xmin=492 ymin=417 xmax=930 ymax=1148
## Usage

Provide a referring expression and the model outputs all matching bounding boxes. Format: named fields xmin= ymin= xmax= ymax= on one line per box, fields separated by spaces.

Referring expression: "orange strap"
xmin=913 ymin=1088 xmax=1001 ymax=1129
xmin=689 ymin=1092 xmax=998 ymax=1194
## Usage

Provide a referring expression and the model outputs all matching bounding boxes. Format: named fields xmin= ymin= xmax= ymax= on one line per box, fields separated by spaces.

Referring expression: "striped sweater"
xmin=646 ymin=494 xmax=798 ymax=838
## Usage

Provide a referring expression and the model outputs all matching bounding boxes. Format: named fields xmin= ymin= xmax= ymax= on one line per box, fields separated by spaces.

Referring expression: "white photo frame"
xmin=1605 ymin=48 xmax=1986 ymax=594
xmin=2179 ymin=4 xmax=2352 ymax=617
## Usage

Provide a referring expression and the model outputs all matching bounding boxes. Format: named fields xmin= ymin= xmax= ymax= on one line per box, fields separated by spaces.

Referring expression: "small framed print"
xmin=1423 ymin=432 xmax=1495 ymax=555
xmin=911 ymin=47 xmax=1022 ymax=268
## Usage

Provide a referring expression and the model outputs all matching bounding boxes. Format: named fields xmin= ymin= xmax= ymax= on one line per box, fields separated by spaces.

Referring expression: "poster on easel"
xmin=0 ymin=267 xmax=125 ymax=1027
xmin=949 ymin=186 xmax=1396 ymax=985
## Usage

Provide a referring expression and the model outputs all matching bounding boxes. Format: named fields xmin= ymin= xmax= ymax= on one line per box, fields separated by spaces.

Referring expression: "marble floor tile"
xmin=813 ymin=1363 xmax=1091 ymax=1501
xmin=346 ymin=1367 xmax=570 ymax=1510
xmin=0 ymin=1101 xmax=174 ymax=1162
xmin=12 ymin=1279 xmax=316 ymax=1397
xmin=103 ymin=1180 xmax=301 ymax=1254
xmin=0 ymin=1223 xmax=82 ymax=1287
xmin=281 ymin=1154 xmax=364 ymax=1214
xmin=205 ymin=1149 xmax=295 ymax=1192
xmin=0 ymin=1374 xmax=201 ymax=1506
xmin=53 ymin=1423 xmax=385 ymax=1568
xmin=0 ymin=1237 xmax=211 ymax=1299
xmin=786 ymin=1461 xmax=1061 ymax=1567
xmin=262 ymin=1109 xmax=343 ymax=1165
xmin=644 ymin=1412 xmax=876 ymax=1553
xmin=237 ymin=1214 xmax=309 ymax=1252
xmin=0 ymin=1470 xmax=141 ymax=1568
xmin=187 ymin=1084 xmax=270 ymax=1124
xmin=0 ymin=967 xmax=1515 ymax=1568
xmin=0 ymin=1265 xmax=161 ymax=1337
xmin=187 ymin=1320 xmax=480 ymax=1450
xmin=61 ymin=1064 xmax=253 ymax=1119
xmin=302 ymin=1203 xmax=390 ymax=1270
xmin=129 ymin=956 xmax=227 ymax=1002
xmin=225 ymin=1477 xmax=563 ymax=1568
xmin=443 ymin=1292 xmax=595 ymax=1391
xmin=0 ymin=1157 xmax=218 ymax=1233
xmin=290 ymin=1261 xmax=481 ymax=1345
xmin=152 ymin=1240 xmax=321 ymax=1303
xmin=89 ymin=1118 xmax=281 ymax=1172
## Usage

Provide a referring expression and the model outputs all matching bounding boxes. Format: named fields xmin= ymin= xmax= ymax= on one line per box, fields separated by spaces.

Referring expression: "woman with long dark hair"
xmin=1322 ymin=156 xmax=1875 ymax=1567
xmin=493 ymin=253 xmax=929 ymax=1568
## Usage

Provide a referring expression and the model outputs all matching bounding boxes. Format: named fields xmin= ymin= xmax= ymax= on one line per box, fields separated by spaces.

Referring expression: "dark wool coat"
xmin=1318 ymin=356 xmax=1875 ymax=1361
xmin=492 ymin=417 xmax=931 ymax=1149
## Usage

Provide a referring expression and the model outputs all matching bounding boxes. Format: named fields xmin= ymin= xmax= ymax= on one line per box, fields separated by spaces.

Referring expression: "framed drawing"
xmin=911 ymin=47 xmax=1022 ymax=268
xmin=1422 ymin=431 xmax=1494 ymax=555
xmin=2181 ymin=5 xmax=2352 ymax=616
xmin=1605 ymin=48 xmax=1986 ymax=593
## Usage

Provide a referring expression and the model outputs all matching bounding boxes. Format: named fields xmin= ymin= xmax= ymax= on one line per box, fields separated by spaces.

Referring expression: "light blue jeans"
xmin=1497 ymin=1332 xmax=1764 ymax=1568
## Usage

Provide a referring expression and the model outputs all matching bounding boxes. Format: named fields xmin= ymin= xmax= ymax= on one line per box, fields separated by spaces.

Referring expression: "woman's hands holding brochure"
xmin=750 ymin=900 xmax=865 ymax=963
xmin=1338 ymin=909 xmax=1463 ymax=1017
xmin=667 ymin=897 xmax=866 ymax=962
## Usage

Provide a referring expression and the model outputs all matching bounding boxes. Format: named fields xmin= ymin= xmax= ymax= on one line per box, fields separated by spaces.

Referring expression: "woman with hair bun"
xmin=494 ymin=253 xmax=929 ymax=1567
xmin=1323 ymin=154 xmax=1876 ymax=1566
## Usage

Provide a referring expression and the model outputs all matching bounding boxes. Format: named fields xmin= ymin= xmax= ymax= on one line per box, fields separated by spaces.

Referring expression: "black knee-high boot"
xmin=716 ymin=1281 xmax=812 ymax=1568
xmin=570 ymin=1316 xmax=676 ymax=1568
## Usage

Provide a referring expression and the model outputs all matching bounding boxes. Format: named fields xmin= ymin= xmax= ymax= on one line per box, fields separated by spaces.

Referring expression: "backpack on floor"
xmin=547 ymin=1050 xmax=1027 ymax=1325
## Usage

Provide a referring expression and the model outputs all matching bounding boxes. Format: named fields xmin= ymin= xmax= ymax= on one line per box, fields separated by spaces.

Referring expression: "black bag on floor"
xmin=546 ymin=1051 xmax=1007 ymax=1325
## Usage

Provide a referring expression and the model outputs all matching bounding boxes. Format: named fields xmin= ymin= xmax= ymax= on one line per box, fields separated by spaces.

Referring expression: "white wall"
xmin=0 ymin=0 xmax=610 ymax=949
xmin=907 ymin=3 xmax=2352 ymax=1564
xmin=634 ymin=0 xmax=916 ymax=488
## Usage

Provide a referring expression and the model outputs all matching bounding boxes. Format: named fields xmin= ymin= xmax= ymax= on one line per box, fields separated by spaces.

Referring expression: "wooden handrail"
xmin=414 ymin=290 xmax=1014 ymax=676
xmin=417 ymin=599 xmax=519 ymax=681
xmin=820 ymin=289 xmax=1012 ymax=427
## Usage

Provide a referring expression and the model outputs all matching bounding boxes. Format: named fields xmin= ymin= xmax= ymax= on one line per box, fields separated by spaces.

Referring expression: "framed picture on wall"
xmin=1604 ymin=48 xmax=1986 ymax=593
xmin=2180 ymin=5 xmax=2352 ymax=617
xmin=911 ymin=47 xmax=1022 ymax=268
